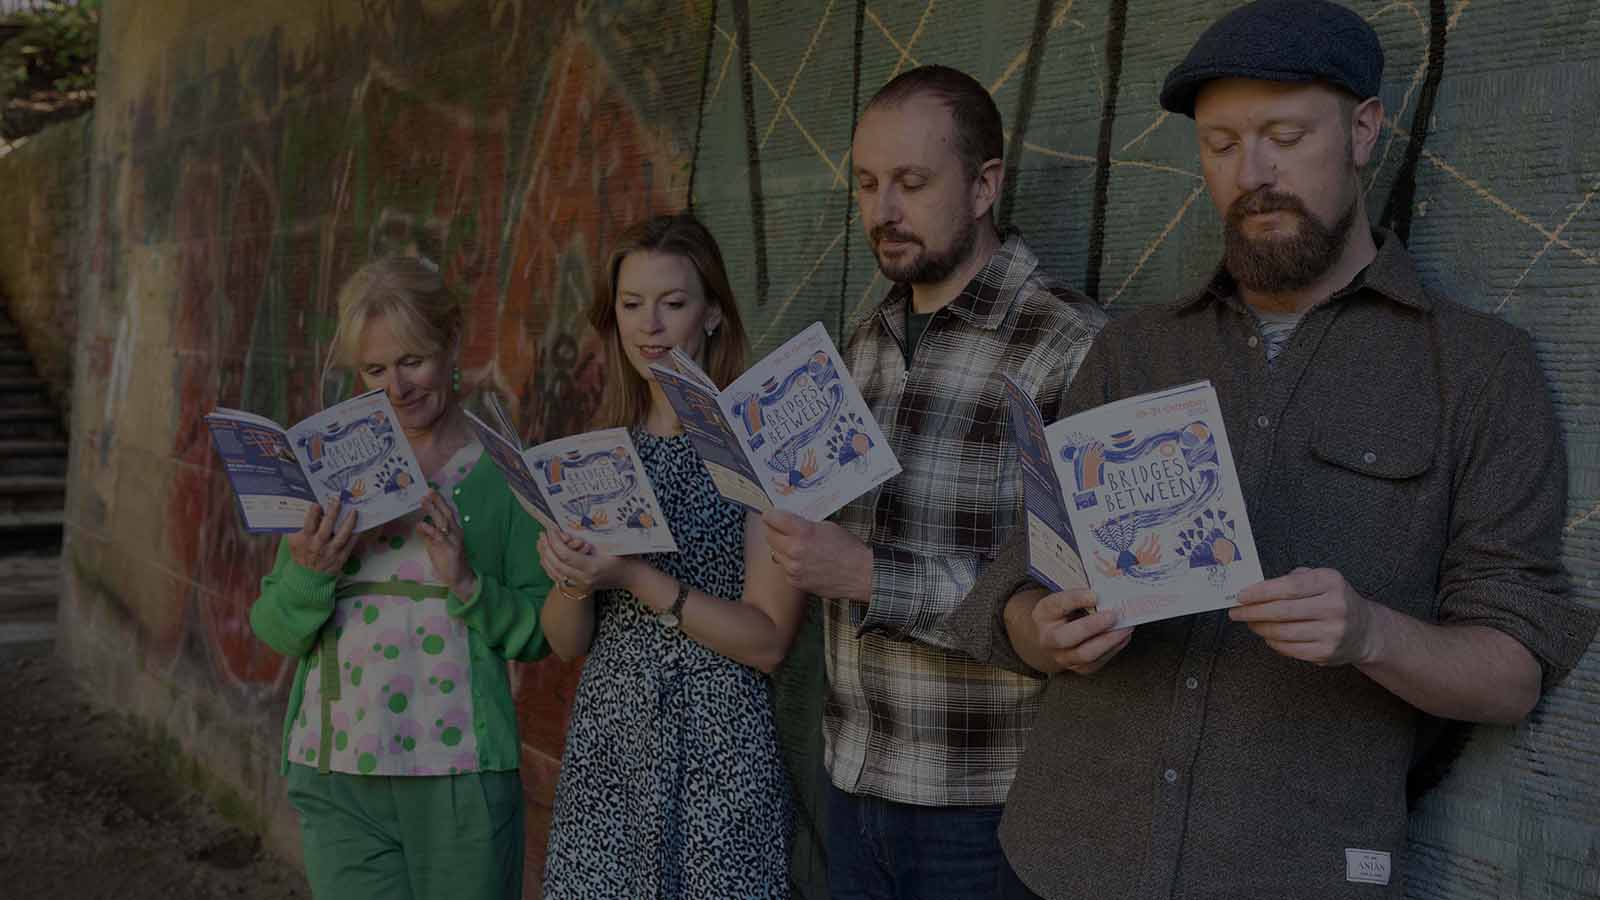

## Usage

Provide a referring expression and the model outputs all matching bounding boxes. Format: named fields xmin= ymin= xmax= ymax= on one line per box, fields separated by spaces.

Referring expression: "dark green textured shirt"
xmin=904 ymin=305 xmax=935 ymax=362
xmin=951 ymin=229 xmax=1597 ymax=900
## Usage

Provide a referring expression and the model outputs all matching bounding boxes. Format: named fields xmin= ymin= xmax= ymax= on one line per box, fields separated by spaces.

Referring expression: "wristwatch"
xmin=656 ymin=581 xmax=690 ymax=629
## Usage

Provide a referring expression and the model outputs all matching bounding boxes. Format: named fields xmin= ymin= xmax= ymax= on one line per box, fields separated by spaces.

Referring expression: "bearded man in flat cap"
xmin=952 ymin=2 xmax=1599 ymax=897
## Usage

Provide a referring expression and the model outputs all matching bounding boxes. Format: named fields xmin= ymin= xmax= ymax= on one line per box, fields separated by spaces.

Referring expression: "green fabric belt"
xmin=336 ymin=580 xmax=452 ymax=601
xmin=316 ymin=579 xmax=452 ymax=773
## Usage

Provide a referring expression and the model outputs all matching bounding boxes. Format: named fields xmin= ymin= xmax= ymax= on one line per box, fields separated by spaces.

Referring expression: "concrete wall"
xmin=54 ymin=0 xmax=1600 ymax=897
xmin=0 ymin=115 xmax=90 ymax=412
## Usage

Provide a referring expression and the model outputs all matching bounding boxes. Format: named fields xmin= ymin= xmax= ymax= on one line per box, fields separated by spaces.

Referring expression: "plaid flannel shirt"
xmin=825 ymin=233 xmax=1106 ymax=805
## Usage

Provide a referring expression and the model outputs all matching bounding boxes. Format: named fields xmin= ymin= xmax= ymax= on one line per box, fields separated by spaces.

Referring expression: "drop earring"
xmin=451 ymin=366 xmax=462 ymax=393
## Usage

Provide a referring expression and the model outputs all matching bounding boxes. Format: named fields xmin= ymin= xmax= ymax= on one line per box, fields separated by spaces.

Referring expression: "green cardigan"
xmin=249 ymin=453 xmax=552 ymax=775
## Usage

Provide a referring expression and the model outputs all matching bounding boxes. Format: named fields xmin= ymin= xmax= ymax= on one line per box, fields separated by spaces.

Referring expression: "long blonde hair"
xmin=320 ymin=256 xmax=462 ymax=402
xmin=588 ymin=214 xmax=749 ymax=429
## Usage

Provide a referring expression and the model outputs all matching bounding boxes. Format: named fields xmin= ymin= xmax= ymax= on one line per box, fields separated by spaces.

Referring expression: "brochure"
xmin=462 ymin=411 xmax=678 ymax=556
xmin=1003 ymin=377 xmax=1262 ymax=627
xmin=649 ymin=321 xmax=901 ymax=521
xmin=205 ymin=389 xmax=429 ymax=534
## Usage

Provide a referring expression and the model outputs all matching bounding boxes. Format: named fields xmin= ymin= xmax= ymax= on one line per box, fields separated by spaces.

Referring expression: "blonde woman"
xmin=539 ymin=213 xmax=805 ymax=899
xmin=249 ymin=256 xmax=551 ymax=899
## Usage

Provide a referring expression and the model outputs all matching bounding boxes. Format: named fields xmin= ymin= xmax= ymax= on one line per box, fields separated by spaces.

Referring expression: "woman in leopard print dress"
xmin=537 ymin=214 xmax=806 ymax=899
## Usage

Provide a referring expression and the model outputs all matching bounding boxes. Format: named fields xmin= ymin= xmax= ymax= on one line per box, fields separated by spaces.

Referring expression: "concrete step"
xmin=0 ymin=476 xmax=67 ymax=515
xmin=0 ymin=550 xmax=59 ymax=597
xmin=0 ymin=438 xmax=68 ymax=456
xmin=0 ymin=377 xmax=50 ymax=409
xmin=0 ymin=509 xmax=65 ymax=550
xmin=0 ymin=552 xmax=59 ymax=660
xmin=0 ymin=350 xmax=33 ymax=378
xmin=0 ymin=621 xmax=55 ymax=662
xmin=0 ymin=591 xmax=54 ymax=619
xmin=0 ymin=440 xmax=68 ymax=477
xmin=0 ymin=376 xmax=46 ymax=393
xmin=0 ymin=406 xmax=64 ymax=440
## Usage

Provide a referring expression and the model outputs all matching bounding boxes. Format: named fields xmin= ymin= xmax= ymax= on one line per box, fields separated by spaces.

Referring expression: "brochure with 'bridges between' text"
xmin=649 ymin=321 xmax=901 ymax=522
xmin=205 ymin=389 xmax=429 ymax=534
xmin=462 ymin=409 xmax=678 ymax=557
xmin=1003 ymin=377 xmax=1262 ymax=627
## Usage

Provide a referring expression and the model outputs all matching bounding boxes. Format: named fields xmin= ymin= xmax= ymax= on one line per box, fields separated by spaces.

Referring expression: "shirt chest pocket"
xmin=1292 ymin=421 xmax=1435 ymax=603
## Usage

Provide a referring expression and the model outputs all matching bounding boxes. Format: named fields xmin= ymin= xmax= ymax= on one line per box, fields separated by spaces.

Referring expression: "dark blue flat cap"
xmin=1160 ymin=0 xmax=1383 ymax=117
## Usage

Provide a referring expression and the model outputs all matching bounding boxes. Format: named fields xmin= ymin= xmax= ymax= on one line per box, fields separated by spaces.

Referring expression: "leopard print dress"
xmin=543 ymin=429 xmax=793 ymax=899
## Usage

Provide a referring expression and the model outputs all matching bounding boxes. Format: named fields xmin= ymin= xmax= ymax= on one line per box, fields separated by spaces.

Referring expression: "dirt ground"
xmin=0 ymin=653 xmax=310 ymax=899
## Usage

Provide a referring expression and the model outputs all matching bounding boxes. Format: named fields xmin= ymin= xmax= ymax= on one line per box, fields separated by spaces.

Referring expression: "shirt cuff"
xmin=1441 ymin=585 xmax=1600 ymax=692
xmin=278 ymin=557 xmax=339 ymax=600
xmin=985 ymin=578 xmax=1048 ymax=678
xmin=856 ymin=545 xmax=917 ymax=639
xmin=446 ymin=568 xmax=486 ymax=616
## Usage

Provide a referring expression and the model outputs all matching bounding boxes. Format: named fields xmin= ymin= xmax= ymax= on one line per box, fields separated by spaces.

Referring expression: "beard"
xmin=1223 ymin=187 xmax=1359 ymax=293
xmin=870 ymin=217 xmax=979 ymax=285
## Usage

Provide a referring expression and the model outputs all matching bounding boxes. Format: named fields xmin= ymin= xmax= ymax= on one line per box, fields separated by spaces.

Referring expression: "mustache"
xmin=1227 ymin=189 xmax=1311 ymax=222
xmin=870 ymin=225 xmax=921 ymax=246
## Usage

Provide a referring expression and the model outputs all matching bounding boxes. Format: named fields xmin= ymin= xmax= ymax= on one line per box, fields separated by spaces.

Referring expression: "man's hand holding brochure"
xmin=1004 ymin=377 xmax=1262 ymax=629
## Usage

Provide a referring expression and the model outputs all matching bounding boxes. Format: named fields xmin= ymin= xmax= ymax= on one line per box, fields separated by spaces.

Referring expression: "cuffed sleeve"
xmin=1435 ymin=334 xmax=1598 ymax=690
xmin=856 ymin=544 xmax=982 ymax=649
xmin=945 ymin=529 xmax=1046 ymax=677
xmin=249 ymin=539 xmax=338 ymax=659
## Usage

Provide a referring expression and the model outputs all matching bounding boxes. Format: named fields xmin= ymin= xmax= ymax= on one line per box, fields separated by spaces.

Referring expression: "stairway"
xmin=0 ymin=307 xmax=66 ymax=661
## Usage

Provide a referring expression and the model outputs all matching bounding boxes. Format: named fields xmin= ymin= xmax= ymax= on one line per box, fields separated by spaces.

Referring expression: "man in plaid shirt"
xmin=765 ymin=65 xmax=1107 ymax=897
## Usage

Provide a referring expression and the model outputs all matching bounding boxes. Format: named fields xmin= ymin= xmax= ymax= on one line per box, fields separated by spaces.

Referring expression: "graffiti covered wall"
xmin=58 ymin=0 xmax=1599 ymax=897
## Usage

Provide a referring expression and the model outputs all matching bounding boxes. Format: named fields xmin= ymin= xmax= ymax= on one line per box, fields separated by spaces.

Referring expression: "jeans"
xmin=824 ymin=778 xmax=1005 ymax=900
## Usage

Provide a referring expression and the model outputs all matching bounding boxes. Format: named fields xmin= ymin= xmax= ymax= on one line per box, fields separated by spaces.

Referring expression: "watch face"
xmin=656 ymin=612 xmax=681 ymax=629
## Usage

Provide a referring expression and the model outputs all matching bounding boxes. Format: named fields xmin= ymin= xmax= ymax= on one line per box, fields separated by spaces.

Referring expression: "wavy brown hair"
xmin=588 ymin=213 xmax=749 ymax=429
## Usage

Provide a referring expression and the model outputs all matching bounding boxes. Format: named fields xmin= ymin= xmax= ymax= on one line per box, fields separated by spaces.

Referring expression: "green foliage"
xmin=0 ymin=0 xmax=100 ymax=99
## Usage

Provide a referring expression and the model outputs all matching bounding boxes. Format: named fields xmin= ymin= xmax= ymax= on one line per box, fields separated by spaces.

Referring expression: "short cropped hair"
xmin=864 ymin=64 xmax=1004 ymax=178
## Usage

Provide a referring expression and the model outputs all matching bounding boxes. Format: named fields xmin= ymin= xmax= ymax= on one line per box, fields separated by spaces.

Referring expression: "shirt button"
xmin=453 ymin=487 xmax=462 ymax=496
xmin=1185 ymin=677 xmax=1199 ymax=690
xmin=1256 ymin=415 xmax=1270 ymax=429
xmin=462 ymin=514 xmax=472 ymax=524
xmin=1247 ymin=335 xmax=1260 ymax=348
xmin=1164 ymin=768 xmax=1179 ymax=784
xmin=1363 ymin=451 xmax=1377 ymax=464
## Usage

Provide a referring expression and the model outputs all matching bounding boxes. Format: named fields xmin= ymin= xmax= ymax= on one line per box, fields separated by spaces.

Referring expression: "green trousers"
xmin=286 ymin=764 xmax=525 ymax=900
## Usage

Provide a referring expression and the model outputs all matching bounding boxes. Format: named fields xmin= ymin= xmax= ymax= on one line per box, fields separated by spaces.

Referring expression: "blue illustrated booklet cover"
xmin=205 ymin=389 xmax=429 ymax=534
xmin=650 ymin=321 xmax=900 ymax=521
xmin=462 ymin=408 xmax=677 ymax=557
xmin=1003 ymin=378 xmax=1262 ymax=627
